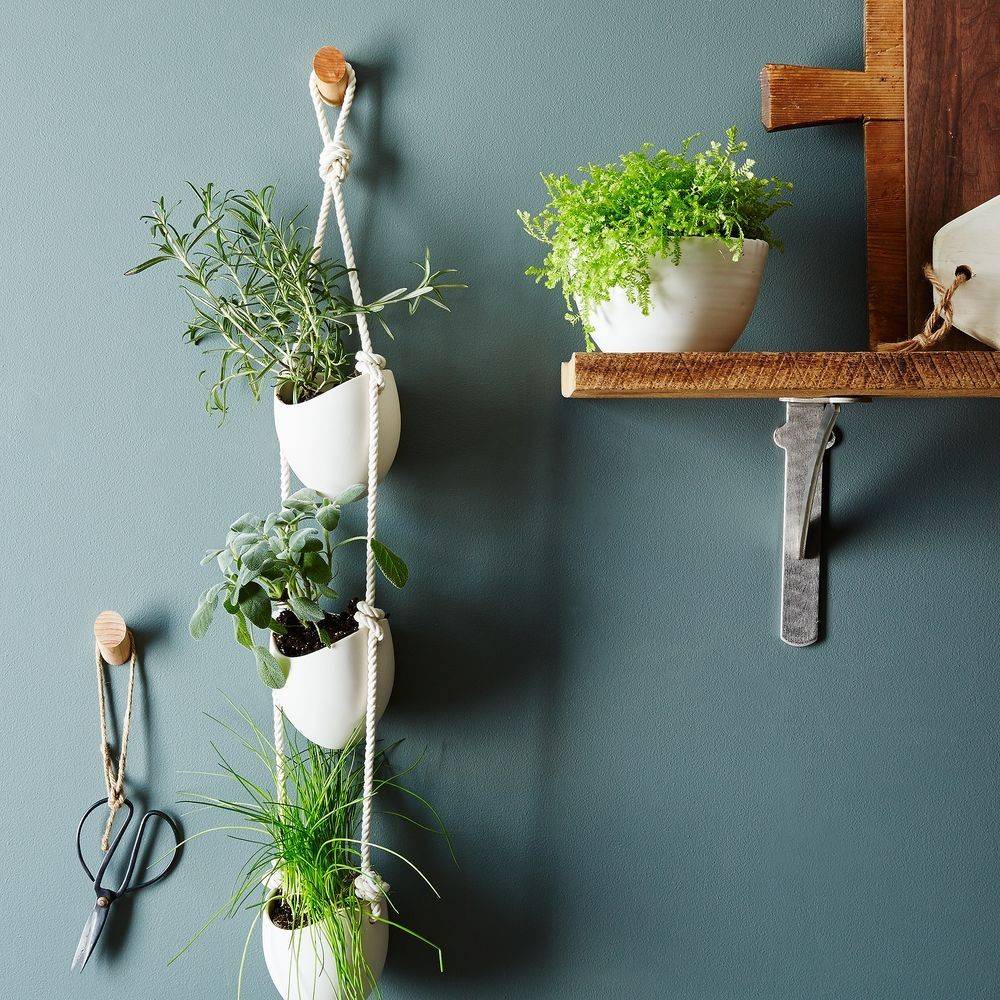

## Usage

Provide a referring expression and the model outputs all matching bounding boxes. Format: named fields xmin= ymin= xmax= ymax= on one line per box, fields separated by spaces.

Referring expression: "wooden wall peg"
xmin=94 ymin=611 xmax=132 ymax=666
xmin=313 ymin=46 xmax=349 ymax=106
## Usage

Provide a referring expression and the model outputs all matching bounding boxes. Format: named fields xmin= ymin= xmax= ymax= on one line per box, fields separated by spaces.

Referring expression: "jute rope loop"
xmin=94 ymin=637 xmax=138 ymax=851
xmin=877 ymin=263 xmax=972 ymax=352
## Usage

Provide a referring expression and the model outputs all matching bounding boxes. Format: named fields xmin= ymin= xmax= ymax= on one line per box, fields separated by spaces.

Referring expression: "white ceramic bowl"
xmin=262 ymin=895 xmax=388 ymax=1000
xmin=273 ymin=372 xmax=401 ymax=499
xmin=271 ymin=623 xmax=394 ymax=750
xmin=584 ymin=237 xmax=768 ymax=352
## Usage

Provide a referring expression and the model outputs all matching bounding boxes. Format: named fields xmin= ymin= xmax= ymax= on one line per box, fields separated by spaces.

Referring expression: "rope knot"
xmin=354 ymin=350 xmax=386 ymax=390
xmin=319 ymin=140 xmax=352 ymax=184
xmin=353 ymin=870 xmax=388 ymax=903
xmin=354 ymin=601 xmax=386 ymax=642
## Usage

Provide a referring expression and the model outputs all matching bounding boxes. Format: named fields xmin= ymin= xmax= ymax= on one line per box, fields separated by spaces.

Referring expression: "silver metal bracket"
xmin=773 ymin=398 xmax=860 ymax=647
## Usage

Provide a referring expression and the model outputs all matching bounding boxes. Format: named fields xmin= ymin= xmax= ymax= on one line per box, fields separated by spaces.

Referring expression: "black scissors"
xmin=72 ymin=797 xmax=181 ymax=971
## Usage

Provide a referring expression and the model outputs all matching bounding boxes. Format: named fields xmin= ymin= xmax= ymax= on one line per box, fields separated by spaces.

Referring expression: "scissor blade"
xmin=71 ymin=903 xmax=108 ymax=971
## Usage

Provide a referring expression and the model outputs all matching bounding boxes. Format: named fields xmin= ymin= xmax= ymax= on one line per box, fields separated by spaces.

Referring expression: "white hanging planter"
xmin=584 ymin=236 xmax=769 ymax=353
xmin=273 ymin=373 xmax=401 ymax=499
xmin=262 ymin=894 xmax=388 ymax=1000
xmin=270 ymin=622 xmax=394 ymax=750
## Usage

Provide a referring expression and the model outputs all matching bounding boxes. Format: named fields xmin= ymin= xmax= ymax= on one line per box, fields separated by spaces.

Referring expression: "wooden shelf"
xmin=561 ymin=351 xmax=1000 ymax=399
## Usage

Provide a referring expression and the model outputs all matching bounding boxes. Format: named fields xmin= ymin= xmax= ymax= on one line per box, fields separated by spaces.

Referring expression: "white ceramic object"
xmin=584 ymin=236 xmax=769 ymax=352
xmin=273 ymin=373 xmax=401 ymax=499
xmin=262 ymin=896 xmax=388 ymax=1000
xmin=271 ymin=623 xmax=394 ymax=750
xmin=932 ymin=194 xmax=1000 ymax=348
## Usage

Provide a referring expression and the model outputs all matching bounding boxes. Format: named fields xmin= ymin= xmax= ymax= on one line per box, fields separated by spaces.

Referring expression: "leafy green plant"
xmin=128 ymin=184 xmax=463 ymax=417
xmin=191 ymin=486 xmax=407 ymax=687
xmin=518 ymin=127 xmax=792 ymax=348
xmin=178 ymin=706 xmax=449 ymax=999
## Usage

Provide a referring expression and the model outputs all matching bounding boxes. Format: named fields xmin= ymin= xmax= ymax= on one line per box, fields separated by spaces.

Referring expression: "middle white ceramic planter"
xmin=262 ymin=895 xmax=388 ymax=1000
xmin=584 ymin=236 xmax=769 ymax=352
xmin=274 ymin=372 xmax=401 ymax=499
xmin=271 ymin=623 xmax=394 ymax=750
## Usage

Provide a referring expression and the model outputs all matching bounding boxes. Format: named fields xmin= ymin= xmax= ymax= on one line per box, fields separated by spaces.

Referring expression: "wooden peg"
xmin=313 ymin=46 xmax=349 ymax=106
xmin=94 ymin=611 xmax=132 ymax=665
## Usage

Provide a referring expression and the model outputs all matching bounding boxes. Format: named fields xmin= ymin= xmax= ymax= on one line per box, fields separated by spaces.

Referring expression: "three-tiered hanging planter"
xmin=130 ymin=43 xmax=458 ymax=1000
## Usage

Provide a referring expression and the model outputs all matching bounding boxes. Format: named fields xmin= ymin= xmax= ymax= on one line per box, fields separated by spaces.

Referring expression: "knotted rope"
xmin=94 ymin=637 xmax=137 ymax=851
xmin=877 ymin=264 xmax=972 ymax=352
xmin=273 ymin=62 xmax=387 ymax=920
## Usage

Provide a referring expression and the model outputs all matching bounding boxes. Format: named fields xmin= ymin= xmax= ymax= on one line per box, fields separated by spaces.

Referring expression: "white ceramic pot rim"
xmin=264 ymin=891 xmax=377 ymax=931
xmin=274 ymin=371 xmax=386 ymax=410
xmin=271 ymin=608 xmax=381 ymax=661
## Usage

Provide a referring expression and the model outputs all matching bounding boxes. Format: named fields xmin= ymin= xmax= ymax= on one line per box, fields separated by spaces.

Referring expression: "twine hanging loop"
xmin=94 ymin=637 xmax=138 ymax=851
xmin=877 ymin=264 xmax=972 ymax=352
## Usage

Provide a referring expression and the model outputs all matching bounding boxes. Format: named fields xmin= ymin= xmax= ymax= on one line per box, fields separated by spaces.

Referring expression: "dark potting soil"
xmin=269 ymin=896 xmax=309 ymax=931
xmin=273 ymin=600 xmax=360 ymax=657
xmin=281 ymin=371 xmax=360 ymax=405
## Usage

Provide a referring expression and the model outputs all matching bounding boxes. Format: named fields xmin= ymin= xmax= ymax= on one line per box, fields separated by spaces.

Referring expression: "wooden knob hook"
xmin=313 ymin=46 xmax=349 ymax=106
xmin=94 ymin=611 xmax=132 ymax=665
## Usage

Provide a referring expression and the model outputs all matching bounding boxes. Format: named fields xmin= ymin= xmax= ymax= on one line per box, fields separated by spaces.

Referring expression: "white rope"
xmin=271 ymin=454 xmax=291 ymax=888
xmin=307 ymin=65 xmax=387 ymax=921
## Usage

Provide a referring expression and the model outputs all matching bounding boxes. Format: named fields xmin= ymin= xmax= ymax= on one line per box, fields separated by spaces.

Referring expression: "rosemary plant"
xmin=179 ymin=705 xmax=449 ymax=999
xmin=127 ymin=184 xmax=463 ymax=417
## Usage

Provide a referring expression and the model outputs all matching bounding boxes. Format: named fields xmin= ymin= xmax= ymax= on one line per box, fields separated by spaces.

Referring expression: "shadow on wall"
xmin=375 ymin=329 xmax=570 ymax=987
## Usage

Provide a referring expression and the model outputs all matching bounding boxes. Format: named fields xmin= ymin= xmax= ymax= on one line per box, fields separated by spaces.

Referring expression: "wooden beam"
xmin=904 ymin=0 xmax=1000 ymax=345
xmin=562 ymin=351 xmax=1000 ymax=399
xmin=761 ymin=66 xmax=902 ymax=130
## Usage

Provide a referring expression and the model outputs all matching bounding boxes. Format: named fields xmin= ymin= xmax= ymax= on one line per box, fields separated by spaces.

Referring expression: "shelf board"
xmin=561 ymin=351 xmax=1000 ymax=399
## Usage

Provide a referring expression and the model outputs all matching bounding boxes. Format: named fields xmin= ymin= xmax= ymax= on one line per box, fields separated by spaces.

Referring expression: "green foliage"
xmin=517 ymin=127 xmax=792 ymax=348
xmin=128 ymin=184 xmax=464 ymax=418
xmin=178 ymin=706 xmax=450 ymax=999
xmin=190 ymin=486 xmax=408 ymax=686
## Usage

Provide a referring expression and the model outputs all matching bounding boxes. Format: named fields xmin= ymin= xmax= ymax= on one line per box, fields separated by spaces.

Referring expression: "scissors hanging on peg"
xmin=73 ymin=612 xmax=182 ymax=970
xmin=71 ymin=798 xmax=181 ymax=971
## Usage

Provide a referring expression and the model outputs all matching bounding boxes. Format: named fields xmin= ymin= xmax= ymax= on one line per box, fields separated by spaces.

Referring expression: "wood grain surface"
xmin=562 ymin=351 xmax=1000 ymax=398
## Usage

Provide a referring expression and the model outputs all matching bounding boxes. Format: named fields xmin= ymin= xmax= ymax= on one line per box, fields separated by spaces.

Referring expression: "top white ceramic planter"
xmin=273 ymin=372 xmax=401 ymax=499
xmin=585 ymin=236 xmax=769 ymax=353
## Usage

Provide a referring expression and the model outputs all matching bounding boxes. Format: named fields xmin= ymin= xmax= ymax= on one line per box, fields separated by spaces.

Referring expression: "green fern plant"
xmin=518 ymin=127 xmax=792 ymax=349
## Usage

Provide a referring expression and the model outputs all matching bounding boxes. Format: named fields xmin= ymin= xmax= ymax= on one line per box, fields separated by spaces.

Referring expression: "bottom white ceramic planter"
xmin=262 ymin=895 xmax=388 ymax=1000
xmin=585 ymin=236 xmax=769 ymax=352
xmin=273 ymin=372 xmax=401 ymax=500
xmin=271 ymin=622 xmax=394 ymax=750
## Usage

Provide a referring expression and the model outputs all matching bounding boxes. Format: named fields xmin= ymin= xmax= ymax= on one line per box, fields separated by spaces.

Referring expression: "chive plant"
xmin=179 ymin=705 xmax=450 ymax=1000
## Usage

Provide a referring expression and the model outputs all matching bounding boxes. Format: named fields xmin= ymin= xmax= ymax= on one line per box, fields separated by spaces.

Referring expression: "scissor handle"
xmin=120 ymin=809 xmax=181 ymax=893
xmin=77 ymin=798 xmax=181 ymax=895
xmin=77 ymin=798 xmax=135 ymax=885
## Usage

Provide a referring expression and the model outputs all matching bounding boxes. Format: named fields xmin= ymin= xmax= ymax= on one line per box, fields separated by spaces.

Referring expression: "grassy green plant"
xmin=178 ymin=704 xmax=449 ymax=999
xmin=191 ymin=486 xmax=407 ymax=688
xmin=128 ymin=184 xmax=463 ymax=417
xmin=518 ymin=127 xmax=792 ymax=348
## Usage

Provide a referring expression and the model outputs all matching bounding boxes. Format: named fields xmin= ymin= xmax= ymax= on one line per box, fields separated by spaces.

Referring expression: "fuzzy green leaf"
xmin=255 ymin=645 xmax=286 ymax=688
xmin=233 ymin=609 xmax=253 ymax=650
xmin=371 ymin=539 xmax=408 ymax=588
xmin=238 ymin=582 xmax=272 ymax=628
xmin=288 ymin=594 xmax=325 ymax=623
xmin=316 ymin=505 xmax=341 ymax=532
xmin=334 ymin=484 xmax=366 ymax=506
xmin=301 ymin=551 xmax=333 ymax=585
xmin=189 ymin=586 xmax=221 ymax=639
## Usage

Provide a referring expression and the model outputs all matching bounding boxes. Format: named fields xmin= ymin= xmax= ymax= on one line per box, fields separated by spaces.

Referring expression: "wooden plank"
xmin=761 ymin=66 xmax=902 ymax=130
xmin=562 ymin=351 xmax=1000 ymax=398
xmin=904 ymin=0 xmax=1000 ymax=343
xmin=864 ymin=119 xmax=908 ymax=346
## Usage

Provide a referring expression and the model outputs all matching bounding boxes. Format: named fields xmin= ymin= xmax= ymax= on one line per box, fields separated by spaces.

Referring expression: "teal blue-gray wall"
xmin=5 ymin=1 xmax=1000 ymax=997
